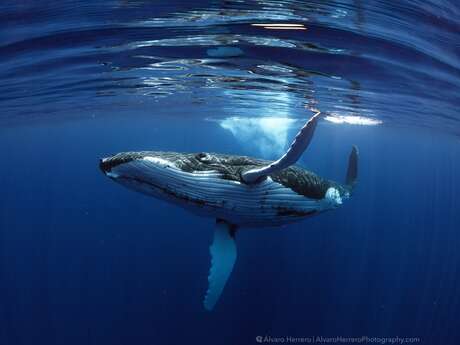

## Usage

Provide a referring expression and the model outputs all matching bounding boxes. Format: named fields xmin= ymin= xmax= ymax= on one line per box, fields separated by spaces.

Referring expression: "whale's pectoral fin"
xmin=204 ymin=219 xmax=238 ymax=311
xmin=242 ymin=109 xmax=322 ymax=184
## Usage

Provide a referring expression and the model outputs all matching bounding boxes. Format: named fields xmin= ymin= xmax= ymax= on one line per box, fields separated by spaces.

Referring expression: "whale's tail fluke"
xmin=345 ymin=145 xmax=359 ymax=190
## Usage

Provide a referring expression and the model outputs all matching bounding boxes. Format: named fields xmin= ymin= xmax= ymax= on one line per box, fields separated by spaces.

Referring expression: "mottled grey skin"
xmin=100 ymin=151 xmax=350 ymax=200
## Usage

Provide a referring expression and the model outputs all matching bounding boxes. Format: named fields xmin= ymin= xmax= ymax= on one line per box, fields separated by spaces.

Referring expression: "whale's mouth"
xmin=99 ymin=157 xmax=129 ymax=177
xmin=99 ymin=158 xmax=126 ymax=179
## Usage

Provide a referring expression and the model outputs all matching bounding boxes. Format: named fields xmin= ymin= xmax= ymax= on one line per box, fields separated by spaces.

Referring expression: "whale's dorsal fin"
xmin=241 ymin=110 xmax=322 ymax=184
xmin=204 ymin=219 xmax=237 ymax=311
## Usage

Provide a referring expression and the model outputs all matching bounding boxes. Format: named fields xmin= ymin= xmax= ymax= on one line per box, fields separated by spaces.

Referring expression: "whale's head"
xmin=99 ymin=151 xmax=191 ymax=198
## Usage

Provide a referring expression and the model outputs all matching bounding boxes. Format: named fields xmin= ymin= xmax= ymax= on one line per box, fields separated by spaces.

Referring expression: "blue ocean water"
xmin=0 ymin=1 xmax=459 ymax=344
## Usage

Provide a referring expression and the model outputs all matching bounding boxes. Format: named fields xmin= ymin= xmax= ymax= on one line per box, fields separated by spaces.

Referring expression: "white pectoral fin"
xmin=203 ymin=220 xmax=238 ymax=311
xmin=242 ymin=109 xmax=322 ymax=184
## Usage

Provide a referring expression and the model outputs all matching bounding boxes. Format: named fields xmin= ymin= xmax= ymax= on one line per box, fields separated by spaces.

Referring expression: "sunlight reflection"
xmin=251 ymin=23 xmax=307 ymax=30
xmin=325 ymin=114 xmax=382 ymax=125
xmin=263 ymin=27 xmax=307 ymax=30
xmin=251 ymin=23 xmax=305 ymax=27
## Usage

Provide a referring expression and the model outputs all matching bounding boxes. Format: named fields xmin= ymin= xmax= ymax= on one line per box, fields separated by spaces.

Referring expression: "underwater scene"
xmin=0 ymin=1 xmax=459 ymax=344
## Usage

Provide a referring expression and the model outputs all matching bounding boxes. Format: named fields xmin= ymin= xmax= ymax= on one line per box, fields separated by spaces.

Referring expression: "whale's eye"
xmin=196 ymin=152 xmax=212 ymax=162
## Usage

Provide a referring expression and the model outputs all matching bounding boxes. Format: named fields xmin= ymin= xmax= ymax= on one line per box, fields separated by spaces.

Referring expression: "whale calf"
xmin=99 ymin=110 xmax=358 ymax=310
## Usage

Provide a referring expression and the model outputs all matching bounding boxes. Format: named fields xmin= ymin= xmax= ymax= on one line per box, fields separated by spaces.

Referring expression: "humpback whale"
xmin=99 ymin=110 xmax=358 ymax=310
